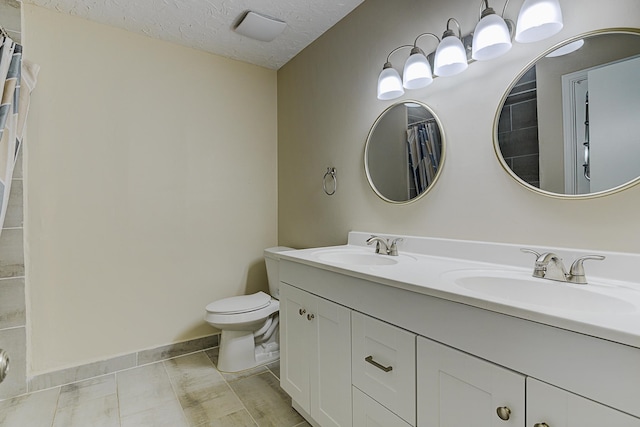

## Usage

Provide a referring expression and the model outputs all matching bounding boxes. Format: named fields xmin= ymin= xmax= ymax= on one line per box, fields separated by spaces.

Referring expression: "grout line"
xmin=49 ymin=385 xmax=62 ymax=427
xmin=201 ymin=350 xmax=260 ymax=427
xmin=221 ymin=373 xmax=260 ymax=427
xmin=160 ymin=360 xmax=191 ymax=427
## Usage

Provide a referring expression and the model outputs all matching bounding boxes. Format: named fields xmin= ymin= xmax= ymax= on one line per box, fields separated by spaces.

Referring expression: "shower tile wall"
xmin=0 ymin=0 xmax=26 ymax=400
xmin=0 ymin=149 xmax=26 ymax=399
xmin=497 ymin=66 xmax=540 ymax=188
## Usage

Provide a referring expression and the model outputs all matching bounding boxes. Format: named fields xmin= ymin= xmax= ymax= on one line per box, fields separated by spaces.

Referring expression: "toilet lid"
xmin=206 ymin=291 xmax=271 ymax=315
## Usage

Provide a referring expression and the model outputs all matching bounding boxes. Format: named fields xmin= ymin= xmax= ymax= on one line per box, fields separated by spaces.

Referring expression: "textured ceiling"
xmin=23 ymin=0 xmax=365 ymax=69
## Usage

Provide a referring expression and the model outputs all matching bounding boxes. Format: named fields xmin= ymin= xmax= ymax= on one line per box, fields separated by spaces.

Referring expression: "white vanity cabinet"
xmin=278 ymin=255 xmax=640 ymax=427
xmin=417 ymin=337 xmax=525 ymax=427
xmin=279 ymin=282 xmax=353 ymax=427
xmin=526 ymin=378 xmax=640 ymax=427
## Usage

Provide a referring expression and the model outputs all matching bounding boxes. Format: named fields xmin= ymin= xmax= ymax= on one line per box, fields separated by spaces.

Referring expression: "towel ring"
xmin=323 ymin=167 xmax=337 ymax=196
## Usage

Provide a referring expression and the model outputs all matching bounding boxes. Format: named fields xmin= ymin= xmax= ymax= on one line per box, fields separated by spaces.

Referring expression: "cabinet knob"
xmin=299 ymin=308 xmax=306 ymax=316
xmin=534 ymin=424 xmax=549 ymax=427
xmin=496 ymin=406 xmax=511 ymax=421
xmin=307 ymin=313 xmax=315 ymax=321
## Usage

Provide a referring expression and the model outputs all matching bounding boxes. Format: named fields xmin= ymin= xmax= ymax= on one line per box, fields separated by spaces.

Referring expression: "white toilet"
xmin=205 ymin=246 xmax=292 ymax=372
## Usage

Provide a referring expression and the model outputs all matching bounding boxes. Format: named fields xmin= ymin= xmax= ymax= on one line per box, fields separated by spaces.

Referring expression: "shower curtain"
xmin=407 ymin=122 xmax=442 ymax=197
xmin=0 ymin=34 xmax=38 ymax=236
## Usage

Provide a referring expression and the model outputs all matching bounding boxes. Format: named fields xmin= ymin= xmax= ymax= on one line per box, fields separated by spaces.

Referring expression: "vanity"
xmin=277 ymin=232 xmax=640 ymax=427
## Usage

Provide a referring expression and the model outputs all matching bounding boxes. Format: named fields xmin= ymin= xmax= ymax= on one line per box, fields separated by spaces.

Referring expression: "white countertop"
xmin=277 ymin=232 xmax=640 ymax=349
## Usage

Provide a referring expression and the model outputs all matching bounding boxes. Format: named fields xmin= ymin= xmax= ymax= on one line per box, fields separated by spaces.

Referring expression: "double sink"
xmin=304 ymin=243 xmax=639 ymax=324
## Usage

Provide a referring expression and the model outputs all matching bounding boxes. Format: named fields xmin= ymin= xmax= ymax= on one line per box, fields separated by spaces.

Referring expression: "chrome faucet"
xmin=521 ymin=249 xmax=605 ymax=284
xmin=367 ymin=236 xmax=403 ymax=256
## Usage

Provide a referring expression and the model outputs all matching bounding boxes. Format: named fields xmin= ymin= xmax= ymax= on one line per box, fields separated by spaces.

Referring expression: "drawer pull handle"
xmin=534 ymin=424 xmax=549 ymax=427
xmin=299 ymin=308 xmax=306 ymax=316
xmin=496 ymin=406 xmax=511 ymax=421
xmin=365 ymin=355 xmax=393 ymax=372
xmin=307 ymin=313 xmax=315 ymax=321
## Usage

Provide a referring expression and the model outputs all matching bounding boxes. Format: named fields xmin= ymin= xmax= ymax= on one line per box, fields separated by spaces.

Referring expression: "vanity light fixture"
xmin=403 ymin=33 xmax=440 ymax=90
xmin=374 ymin=0 xmax=564 ymax=100
xmin=514 ymin=0 xmax=563 ymax=43
xmin=472 ymin=0 xmax=513 ymax=61
xmin=434 ymin=18 xmax=468 ymax=77
xmin=377 ymin=45 xmax=412 ymax=100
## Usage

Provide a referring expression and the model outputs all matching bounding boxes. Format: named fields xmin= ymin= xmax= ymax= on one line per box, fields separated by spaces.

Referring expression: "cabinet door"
xmin=527 ymin=378 xmax=640 ymax=427
xmin=417 ymin=337 xmax=525 ymax=427
xmin=310 ymin=296 xmax=352 ymax=427
xmin=353 ymin=386 xmax=413 ymax=427
xmin=280 ymin=282 xmax=314 ymax=413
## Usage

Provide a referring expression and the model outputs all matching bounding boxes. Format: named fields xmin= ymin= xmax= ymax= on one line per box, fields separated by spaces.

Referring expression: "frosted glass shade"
xmin=472 ymin=13 xmax=512 ymax=61
xmin=515 ymin=0 xmax=563 ymax=43
xmin=434 ymin=36 xmax=468 ymax=77
xmin=377 ymin=65 xmax=404 ymax=100
xmin=403 ymin=52 xmax=433 ymax=90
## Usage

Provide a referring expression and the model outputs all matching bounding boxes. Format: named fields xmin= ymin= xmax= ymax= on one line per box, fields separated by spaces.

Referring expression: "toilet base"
xmin=216 ymin=329 xmax=280 ymax=373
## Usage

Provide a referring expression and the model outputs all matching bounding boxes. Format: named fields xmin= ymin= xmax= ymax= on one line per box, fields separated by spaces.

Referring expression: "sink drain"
xmin=0 ymin=349 xmax=9 ymax=383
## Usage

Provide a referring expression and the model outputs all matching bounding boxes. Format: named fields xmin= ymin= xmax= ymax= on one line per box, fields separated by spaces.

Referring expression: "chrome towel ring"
xmin=323 ymin=167 xmax=337 ymax=196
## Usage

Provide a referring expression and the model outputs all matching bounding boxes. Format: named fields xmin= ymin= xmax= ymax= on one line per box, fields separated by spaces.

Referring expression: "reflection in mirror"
xmin=365 ymin=101 xmax=445 ymax=203
xmin=495 ymin=29 xmax=640 ymax=198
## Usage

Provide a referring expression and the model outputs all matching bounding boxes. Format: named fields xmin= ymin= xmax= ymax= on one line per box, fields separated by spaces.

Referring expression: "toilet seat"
xmin=205 ymin=292 xmax=279 ymax=328
xmin=206 ymin=291 xmax=271 ymax=315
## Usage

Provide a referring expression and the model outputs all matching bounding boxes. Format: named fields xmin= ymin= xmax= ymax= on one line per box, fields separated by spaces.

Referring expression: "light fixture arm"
xmin=412 ymin=33 xmax=440 ymax=55
xmin=501 ymin=0 xmax=512 ymax=17
xmin=384 ymin=44 xmax=413 ymax=66
xmin=443 ymin=18 xmax=462 ymax=39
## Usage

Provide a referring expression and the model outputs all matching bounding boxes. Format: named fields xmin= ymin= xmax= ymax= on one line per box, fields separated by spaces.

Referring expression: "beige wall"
xmin=23 ymin=5 xmax=277 ymax=374
xmin=278 ymin=0 xmax=640 ymax=253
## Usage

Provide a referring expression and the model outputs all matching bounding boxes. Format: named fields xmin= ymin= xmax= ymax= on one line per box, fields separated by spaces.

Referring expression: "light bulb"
xmin=377 ymin=64 xmax=404 ymax=100
xmin=434 ymin=36 xmax=468 ymax=77
xmin=472 ymin=10 xmax=512 ymax=61
xmin=403 ymin=50 xmax=434 ymax=90
xmin=515 ymin=0 xmax=563 ymax=43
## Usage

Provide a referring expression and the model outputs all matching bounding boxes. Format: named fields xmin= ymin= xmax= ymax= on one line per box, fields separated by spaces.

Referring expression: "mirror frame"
xmin=365 ymin=100 xmax=446 ymax=204
xmin=493 ymin=27 xmax=640 ymax=200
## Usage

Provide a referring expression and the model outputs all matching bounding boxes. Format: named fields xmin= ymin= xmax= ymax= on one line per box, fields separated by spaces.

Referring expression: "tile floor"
xmin=0 ymin=349 xmax=310 ymax=427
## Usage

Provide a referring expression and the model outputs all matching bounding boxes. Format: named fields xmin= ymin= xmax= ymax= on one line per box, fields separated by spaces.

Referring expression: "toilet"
xmin=205 ymin=246 xmax=292 ymax=372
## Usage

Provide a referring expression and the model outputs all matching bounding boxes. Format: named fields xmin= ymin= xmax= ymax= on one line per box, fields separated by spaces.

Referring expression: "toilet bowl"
xmin=205 ymin=246 xmax=292 ymax=372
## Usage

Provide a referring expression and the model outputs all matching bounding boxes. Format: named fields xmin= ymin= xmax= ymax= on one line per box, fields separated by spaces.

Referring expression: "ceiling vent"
xmin=234 ymin=11 xmax=287 ymax=42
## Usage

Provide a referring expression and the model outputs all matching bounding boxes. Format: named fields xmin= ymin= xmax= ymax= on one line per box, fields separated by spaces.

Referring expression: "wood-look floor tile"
xmin=0 ymin=387 xmax=59 ymax=426
xmin=229 ymin=372 xmax=304 ymax=427
xmin=165 ymin=352 xmax=244 ymax=425
xmin=120 ymin=397 xmax=188 ymax=427
xmin=266 ymin=360 xmax=280 ymax=380
xmin=52 ymin=393 xmax=119 ymax=427
xmin=117 ymin=362 xmax=177 ymax=418
xmin=57 ymin=374 xmax=116 ymax=409
xmin=196 ymin=408 xmax=258 ymax=427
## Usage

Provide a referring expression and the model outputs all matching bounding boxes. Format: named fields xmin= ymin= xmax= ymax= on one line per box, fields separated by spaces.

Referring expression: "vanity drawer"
xmin=353 ymin=386 xmax=412 ymax=427
xmin=352 ymin=311 xmax=416 ymax=426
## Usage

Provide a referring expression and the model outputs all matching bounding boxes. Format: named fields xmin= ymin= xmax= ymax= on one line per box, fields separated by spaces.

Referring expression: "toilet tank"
xmin=264 ymin=246 xmax=294 ymax=300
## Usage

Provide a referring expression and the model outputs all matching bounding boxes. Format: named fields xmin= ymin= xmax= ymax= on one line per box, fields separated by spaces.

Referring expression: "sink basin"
xmin=315 ymin=249 xmax=399 ymax=266
xmin=441 ymin=269 xmax=636 ymax=313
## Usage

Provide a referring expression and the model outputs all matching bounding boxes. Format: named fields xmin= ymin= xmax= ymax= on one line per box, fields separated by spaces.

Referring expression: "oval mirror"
xmin=495 ymin=29 xmax=640 ymax=198
xmin=365 ymin=101 xmax=445 ymax=203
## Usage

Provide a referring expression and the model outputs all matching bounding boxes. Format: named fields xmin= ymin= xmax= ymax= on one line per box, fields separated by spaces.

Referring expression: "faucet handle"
xmin=568 ymin=255 xmax=605 ymax=284
xmin=388 ymin=238 xmax=403 ymax=256
xmin=521 ymin=248 xmax=542 ymax=258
